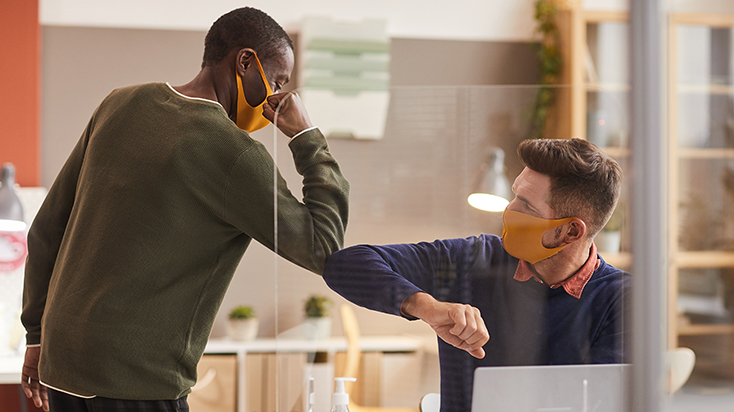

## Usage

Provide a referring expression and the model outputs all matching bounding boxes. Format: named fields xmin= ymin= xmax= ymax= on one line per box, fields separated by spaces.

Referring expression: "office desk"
xmin=203 ymin=337 xmax=422 ymax=412
xmin=0 ymin=355 xmax=23 ymax=385
xmin=0 ymin=337 xmax=422 ymax=411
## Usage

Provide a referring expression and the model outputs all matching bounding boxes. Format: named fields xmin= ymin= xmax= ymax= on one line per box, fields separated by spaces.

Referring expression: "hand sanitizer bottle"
xmin=330 ymin=377 xmax=357 ymax=412
xmin=307 ymin=376 xmax=315 ymax=412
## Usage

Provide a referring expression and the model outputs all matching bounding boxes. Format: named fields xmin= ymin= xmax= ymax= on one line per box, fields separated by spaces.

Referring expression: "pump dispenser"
xmin=0 ymin=163 xmax=25 ymax=232
xmin=330 ymin=377 xmax=357 ymax=412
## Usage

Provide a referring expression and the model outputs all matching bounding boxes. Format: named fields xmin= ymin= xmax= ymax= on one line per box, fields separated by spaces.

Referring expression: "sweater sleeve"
xmin=322 ymin=237 xmax=476 ymax=318
xmin=21 ymin=116 xmax=94 ymax=345
xmin=224 ymin=128 xmax=349 ymax=274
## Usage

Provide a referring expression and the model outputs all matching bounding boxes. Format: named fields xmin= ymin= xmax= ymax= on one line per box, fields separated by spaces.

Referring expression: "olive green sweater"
xmin=21 ymin=83 xmax=349 ymax=399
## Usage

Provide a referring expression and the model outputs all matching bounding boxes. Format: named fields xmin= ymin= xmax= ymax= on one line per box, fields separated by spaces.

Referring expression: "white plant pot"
xmin=596 ymin=231 xmax=622 ymax=255
xmin=303 ymin=317 xmax=331 ymax=340
xmin=227 ymin=318 xmax=259 ymax=341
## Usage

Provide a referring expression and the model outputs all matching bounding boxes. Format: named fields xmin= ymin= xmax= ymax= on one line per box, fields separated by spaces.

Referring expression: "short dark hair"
xmin=202 ymin=7 xmax=294 ymax=68
xmin=517 ymin=138 xmax=622 ymax=238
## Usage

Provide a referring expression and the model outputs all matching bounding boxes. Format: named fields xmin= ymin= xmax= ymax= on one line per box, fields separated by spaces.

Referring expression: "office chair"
xmin=667 ymin=347 xmax=696 ymax=393
xmin=419 ymin=393 xmax=440 ymax=412
xmin=339 ymin=304 xmax=420 ymax=412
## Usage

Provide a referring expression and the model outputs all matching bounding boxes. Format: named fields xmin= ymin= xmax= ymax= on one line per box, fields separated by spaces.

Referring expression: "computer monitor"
xmin=471 ymin=364 xmax=630 ymax=412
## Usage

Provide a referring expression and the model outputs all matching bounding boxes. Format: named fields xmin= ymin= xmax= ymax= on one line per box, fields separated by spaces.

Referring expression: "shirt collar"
xmin=512 ymin=242 xmax=600 ymax=299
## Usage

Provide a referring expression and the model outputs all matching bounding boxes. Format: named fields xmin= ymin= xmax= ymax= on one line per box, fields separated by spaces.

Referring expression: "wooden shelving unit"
xmin=599 ymin=252 xmax=633 ymax=270
xmin=678 ymin=148 xmax=734 ymax=159
xmin=554 ymin=5 xmax=633 ymax=273
xmin=555 ymin=7 xmax=734 ymax=365
xmin=678 ymin=323 xmax=734 ymax=336
xmin=676 ymin=251 xmax=734 ymax=269
xmin=552 ymin=8 xmax=628 ymax=141
xmin=668 ymin=12 xmax=734 ymax=350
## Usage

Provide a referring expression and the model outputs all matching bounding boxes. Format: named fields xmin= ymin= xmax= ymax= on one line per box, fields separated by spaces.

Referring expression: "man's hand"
xmin=401 ymin=292 xmax=489 ymax=359
xmin=262 ymin=92 xmax=314 ymax=138
xmin=22 ymin=345 xmax=49 ymax=411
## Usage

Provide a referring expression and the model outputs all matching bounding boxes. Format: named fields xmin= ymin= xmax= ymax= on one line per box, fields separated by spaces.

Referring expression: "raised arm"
xmin=227 ymin=92 xmax=349 ymax=274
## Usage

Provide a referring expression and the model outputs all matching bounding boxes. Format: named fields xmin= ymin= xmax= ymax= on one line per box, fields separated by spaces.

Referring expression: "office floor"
xmin=669 ymin=387 xmax=734 ymax=412
xmin=669 ymin=376 xmax=734 ymax=412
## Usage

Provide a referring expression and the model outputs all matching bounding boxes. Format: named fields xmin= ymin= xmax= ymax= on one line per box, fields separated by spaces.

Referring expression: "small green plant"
xmin=304 ymin=295 xmax=333 ymax=318
xmin=529 ymin=0 xmax=563 ymax=139
xmin=228 ymin=305 xmax=256 ymax=320
xmin=603 ymin=204 xmax=625 ymax=232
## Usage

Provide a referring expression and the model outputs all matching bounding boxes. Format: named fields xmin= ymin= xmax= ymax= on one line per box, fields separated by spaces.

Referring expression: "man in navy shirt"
xmin=323 ymin=138 xmax=629 ymax=411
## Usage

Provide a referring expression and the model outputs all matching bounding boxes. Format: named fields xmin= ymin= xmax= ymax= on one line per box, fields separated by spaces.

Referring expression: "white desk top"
xmin=0 ymin=355 xmax=23 ymax=385
xmin=205 ymin=336 xmax=422 ymax=354
xmin=0 ymin=336 xmax=422 ymax=385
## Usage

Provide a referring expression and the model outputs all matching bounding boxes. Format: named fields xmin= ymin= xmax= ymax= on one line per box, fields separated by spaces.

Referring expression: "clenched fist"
xmin=401 ymin=292 xmax=489 ymax=358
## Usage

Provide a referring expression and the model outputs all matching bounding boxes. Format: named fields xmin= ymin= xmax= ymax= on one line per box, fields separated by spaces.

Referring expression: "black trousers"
xmin=47 ymin=388 xmax=189 ymax=412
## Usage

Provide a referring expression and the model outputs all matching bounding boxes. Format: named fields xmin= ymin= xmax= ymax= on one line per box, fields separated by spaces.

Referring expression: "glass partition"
xmin=260 ymin=84 xmax=633 ymax=411
xmin=12 ymin=2 xmax=734 ymax=412
xmin=668 ymin=13 xmax=734 ymax=410
xmin=13 ymin=3 xmax=734 ymax=412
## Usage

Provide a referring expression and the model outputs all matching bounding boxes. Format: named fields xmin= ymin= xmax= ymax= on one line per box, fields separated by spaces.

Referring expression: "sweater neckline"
xmin=165 ymin=82 xmax=223 ymax=108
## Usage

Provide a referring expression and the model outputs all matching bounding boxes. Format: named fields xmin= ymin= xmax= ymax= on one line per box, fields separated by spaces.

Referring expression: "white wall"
xmin=583 ymin=0 xmax=734 ymax=13
xmin=40 ymin=0 xmax=537 ymax=41
xmin=41 ymin=0 xmax=734 ymax=46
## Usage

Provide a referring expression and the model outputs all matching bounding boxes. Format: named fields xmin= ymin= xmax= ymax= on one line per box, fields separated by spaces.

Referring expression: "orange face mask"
xmin=235 ymin=53 xmax=274 ymax=133
xmin=501 ymin=209 xmax=576 ymax=264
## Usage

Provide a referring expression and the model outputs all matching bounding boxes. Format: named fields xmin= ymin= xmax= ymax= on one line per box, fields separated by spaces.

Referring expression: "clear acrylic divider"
xmin=265 ymin=84 xmax=635 ymax=412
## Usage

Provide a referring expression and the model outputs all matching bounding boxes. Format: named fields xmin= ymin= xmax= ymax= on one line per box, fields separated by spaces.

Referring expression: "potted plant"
xmin=303 ymin=295 xmax=333 ymax=340
xmin=226 ymin=305 xmax=259 ymax=341
xmin=528 ymin=0 xmax=563 ymax=139
xmin=596 ymin=203 xmax=624 ymax=254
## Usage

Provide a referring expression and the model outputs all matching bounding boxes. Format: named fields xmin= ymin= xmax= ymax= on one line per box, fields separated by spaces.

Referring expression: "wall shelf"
xmin=677 ymin=84 xmax=734 ymax=95
xmin=678 ymin=148 xmax=734 ymax=159
xmin=676 ymin=251 xmax=734 ymax=268
xmin=600 ymin=252 xmax=632 ymax=269
xmin=585 ymin=83 xmax=630 ymax=92
xmin=678 ymin=323 xmax=734 ymax=336
xmin=555 ymin=9 xmax=734 ymax=362
xmin=668 ymin=13 xmax=734 ymax=355
xmin=601 ymin=147 xmax=631 ymax=158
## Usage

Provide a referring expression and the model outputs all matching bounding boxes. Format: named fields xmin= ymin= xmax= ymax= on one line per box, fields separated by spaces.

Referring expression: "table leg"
xmin=237 ymin=350 xmax=246 ymax=412
xmin=18 ymin=384 xmax=28 ymax=412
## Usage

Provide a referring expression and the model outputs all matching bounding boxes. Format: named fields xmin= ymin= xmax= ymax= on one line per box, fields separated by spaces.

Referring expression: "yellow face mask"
xmin=501 ymin=209 xmax=576 ymax=264
xmin=235 ymin=53 xmax=274 ymax=133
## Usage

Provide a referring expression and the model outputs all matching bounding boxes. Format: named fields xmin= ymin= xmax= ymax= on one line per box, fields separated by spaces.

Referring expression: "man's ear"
xmin=235 ymin=48 xmax=256 ymax=77
xmin=563 ymin=218 xmax=587 ymax=244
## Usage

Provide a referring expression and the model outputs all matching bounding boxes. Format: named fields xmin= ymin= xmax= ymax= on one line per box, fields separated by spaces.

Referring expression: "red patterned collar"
xmin=512 ymin=243 xmax=600 ymax=299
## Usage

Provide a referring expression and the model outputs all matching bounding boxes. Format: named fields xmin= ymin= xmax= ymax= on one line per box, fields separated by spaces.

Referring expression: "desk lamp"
xmin=467 ymin=148 xmax=511 ymax=212
xmin=0 ymin=163 xmax=26 ymax=232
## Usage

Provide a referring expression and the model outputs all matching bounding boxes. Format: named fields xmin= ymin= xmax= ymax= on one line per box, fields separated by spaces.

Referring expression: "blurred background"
xmin=3 ymin=0 xmax=734 ymax=411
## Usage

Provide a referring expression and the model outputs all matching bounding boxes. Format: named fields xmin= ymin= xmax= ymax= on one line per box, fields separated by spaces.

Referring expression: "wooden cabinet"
xmin=189 ymin=355 xmax=237 ymax=412
xmin=554 ymin=8 xmax=629 ymax=144
xmin=554 ymin=7 xmax=632 ymax=270
xmin=668 ymin=14 xmax=734 ymax=382
xmin=555 ymin=6 xmax=734 ymax=384
xmin=200 ymin=338 xmax=424 ymax=412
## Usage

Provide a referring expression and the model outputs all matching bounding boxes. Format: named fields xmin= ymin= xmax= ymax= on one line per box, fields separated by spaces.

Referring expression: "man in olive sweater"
xmin=21 ymin=8 xmax=349 ymax=412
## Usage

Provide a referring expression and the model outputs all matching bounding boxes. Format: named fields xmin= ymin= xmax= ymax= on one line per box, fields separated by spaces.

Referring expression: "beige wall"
xmin=40 ymin=25 xmax=540 ymax=338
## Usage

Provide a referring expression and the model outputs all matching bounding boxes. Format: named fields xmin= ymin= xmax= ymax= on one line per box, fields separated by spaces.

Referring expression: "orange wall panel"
xmin=0 ymin=0 xmax=40 ymax=187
